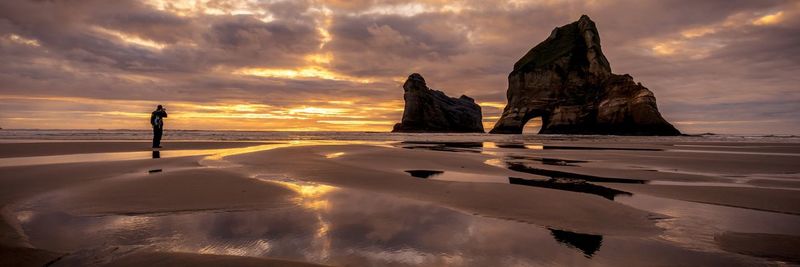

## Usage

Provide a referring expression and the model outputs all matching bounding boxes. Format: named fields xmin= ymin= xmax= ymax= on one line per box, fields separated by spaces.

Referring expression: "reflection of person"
xmin=150 ymin=105 xmax=168 ymax=148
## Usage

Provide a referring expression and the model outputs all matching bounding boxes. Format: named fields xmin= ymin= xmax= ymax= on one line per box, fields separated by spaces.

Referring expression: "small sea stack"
xmin=392 ymin=73 xmax=484 ymax=133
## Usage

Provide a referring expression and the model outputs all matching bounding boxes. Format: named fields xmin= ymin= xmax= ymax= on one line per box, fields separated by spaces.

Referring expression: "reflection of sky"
xmin=19 ymin=183 xmax=587 ymax=265
xmin=10 ymin=139 xmax=799 ymax=265
xmin=18 ymin=178 xmax=774 ymax=266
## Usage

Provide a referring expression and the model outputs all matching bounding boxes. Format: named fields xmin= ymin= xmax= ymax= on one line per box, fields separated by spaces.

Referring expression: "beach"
xmin=1 ymin=131 xmax=799 ymax=266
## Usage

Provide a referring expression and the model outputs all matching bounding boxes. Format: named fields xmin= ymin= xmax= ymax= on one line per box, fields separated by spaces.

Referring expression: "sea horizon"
xmin=1 ymin=128 xmax=799 ymax=142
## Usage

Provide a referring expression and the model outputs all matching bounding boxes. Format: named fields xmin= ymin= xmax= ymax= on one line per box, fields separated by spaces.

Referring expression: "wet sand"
xmin=0 ymin=141 xmax=306 ymax=266
xmin=716 ymin=232 xmax=800 ymax=263
xmin=229 ymin=145 xmax=661 ymax=235
xmin=600 ymin=183 xmax=800 ymax=214
xmin=0 ymin=141 xmax=270 ymax=158
xmin=1 ymin=138 xmax=799 ymax=266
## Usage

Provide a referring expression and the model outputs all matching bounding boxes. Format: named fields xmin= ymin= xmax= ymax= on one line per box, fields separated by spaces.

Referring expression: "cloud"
xmin=0 ymin=0 xmax=798 ymax=134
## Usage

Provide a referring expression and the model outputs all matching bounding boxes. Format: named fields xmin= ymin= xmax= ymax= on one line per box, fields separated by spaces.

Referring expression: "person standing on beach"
xmin=150 ymin=105 xmax=168 ymax=148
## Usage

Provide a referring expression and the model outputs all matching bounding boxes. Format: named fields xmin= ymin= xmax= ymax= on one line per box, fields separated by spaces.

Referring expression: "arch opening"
xmin=522 ymin=117 xmax=542 ymax=134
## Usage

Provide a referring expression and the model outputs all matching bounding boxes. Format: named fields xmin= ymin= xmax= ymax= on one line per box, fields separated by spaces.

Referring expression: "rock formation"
xmin=393 ymin=73 xmax=484 ymax=133
xmin=490 ymin=15 xmax=680 ymax=135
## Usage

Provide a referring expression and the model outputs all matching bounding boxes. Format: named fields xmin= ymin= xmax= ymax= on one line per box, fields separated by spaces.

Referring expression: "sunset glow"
xmin=92 ymin=26 xmax=168 ymax=50
xmin=234 ymin=67 xmax=372 ymax=83
xmin=1 ymin=0 xmax=798 ymax=134
xmin=753 ymin=11 xmax=785 ymax=26
xmin=7 ymin=34 xmax=40 ymax=47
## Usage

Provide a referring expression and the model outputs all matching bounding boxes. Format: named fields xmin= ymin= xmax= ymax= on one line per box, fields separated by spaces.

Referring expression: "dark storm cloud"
xmin=0 ymin=0 xmax=798 ymax=133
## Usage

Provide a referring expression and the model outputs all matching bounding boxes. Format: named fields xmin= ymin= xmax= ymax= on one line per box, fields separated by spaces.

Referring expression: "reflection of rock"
xmin=505 ymin=162 xmax=646 ymax=184
xmin=509 ymin=177 xmax=632 ymax=200
xmin=490 ymin=15 xmax=680 ymax=135
xmin=405 ymin=170 xmax=444 ymax=178
xmin=549 ymin=228 xmax=603 ymax=257
xmin=392 ymin=73 xmax=484 ymax=133
xmin=398 ymin=141 xmax=484 ymax=153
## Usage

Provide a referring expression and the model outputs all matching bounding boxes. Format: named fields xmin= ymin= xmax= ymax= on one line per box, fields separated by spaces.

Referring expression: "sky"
xmin=0 ymin=0 xmax=798 ymax=134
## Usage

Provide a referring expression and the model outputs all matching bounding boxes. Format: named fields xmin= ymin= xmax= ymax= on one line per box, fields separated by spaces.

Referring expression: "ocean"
xmin=0 ymin=129 xmax=797 ymax=143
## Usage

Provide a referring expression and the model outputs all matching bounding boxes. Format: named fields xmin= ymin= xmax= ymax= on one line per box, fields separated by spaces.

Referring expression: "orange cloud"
xmin=645 ymin=9 xmax=790 ymax=59
xmin=752 ymin=11 xmax=785 ymax=26
xmin=233 ymin=67 xmax=373 ymax=83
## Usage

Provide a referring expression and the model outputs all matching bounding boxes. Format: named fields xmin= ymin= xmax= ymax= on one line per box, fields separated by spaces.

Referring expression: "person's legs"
xmin=153 ymin=127 xmax=162 ymax=148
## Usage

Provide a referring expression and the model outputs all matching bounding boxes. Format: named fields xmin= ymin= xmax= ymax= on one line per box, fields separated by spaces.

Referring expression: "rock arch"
xmin=489 ymin=15 xmax=680 ymax=136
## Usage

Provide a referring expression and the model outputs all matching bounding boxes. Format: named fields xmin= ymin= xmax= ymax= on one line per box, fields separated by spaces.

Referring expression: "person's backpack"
xmin=151 ymin=112 xmax=162 ymax=127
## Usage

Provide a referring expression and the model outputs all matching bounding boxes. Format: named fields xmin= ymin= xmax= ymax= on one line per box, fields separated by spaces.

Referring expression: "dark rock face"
xmin=490 ymin=15 xmax=680 ymax=135
xmin=393 ymin=73 xmax=484 ymax=133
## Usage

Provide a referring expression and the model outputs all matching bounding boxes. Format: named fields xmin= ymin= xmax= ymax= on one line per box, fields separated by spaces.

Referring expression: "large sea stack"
xmin=490 ymin=15 xmax=680 ymax=135
xmin=392 ymin=73 xmax=484 ymax=133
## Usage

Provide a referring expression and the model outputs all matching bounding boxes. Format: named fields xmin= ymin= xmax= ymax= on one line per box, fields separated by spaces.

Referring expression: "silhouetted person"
xmin=150 ymin=105 xmax=168 ymax=148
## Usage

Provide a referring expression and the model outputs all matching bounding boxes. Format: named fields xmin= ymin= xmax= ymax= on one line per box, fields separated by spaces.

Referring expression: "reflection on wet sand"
xmin=324 ymin=152 xmax=346 ymax=159
xmin=263 ymin=178 xmax=336 ymax=261
xmin=398 ymin=141 xmax=552 ymax=153
xmin=615 ymin=193 xmax=800 ymax=252
xmin=315 ymin=141 xmax=649 ymax=201
xmin=392 ymin=141 xmax=800 ymax=264
xmin=402 ymin=167 xmax=633 ymax=200
xmin=405 ymin=170 xmax=444 ymax=178
xmin=549 ymin=229 xmax=603 ymax=257
xmin=490 ymin=142 xmax=544 ymax=150
xmin=8 ymin=139 xmax=800 ymax=266
xmin=402 ymin=168 xmax=633 ymax=200
xmin=543 ymin=145 xmax=663 ymax=152
xmin=0 ymin=147 xmax=246 ymax=167
xmin=17 ymin=179 xmax=611 ymax=266
xmin=481 ymin=142 xmax=660 ymax=152
xmin=404 ymin=170 xmax=509 ymax=183
xmin=397 ymin=141 xmax=484 ymax=153
xmin=0 ymin=140 xmax=392 ymax=168
xmin=18 ymin=175 xmax=773 ymax=266
xmin=505 ymin=155 xmax=588 ymax=166
xmin=506 ymin=162 xmax=647 ymax=184
xmin=509 ymin=177 xmax=632 ymax=200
